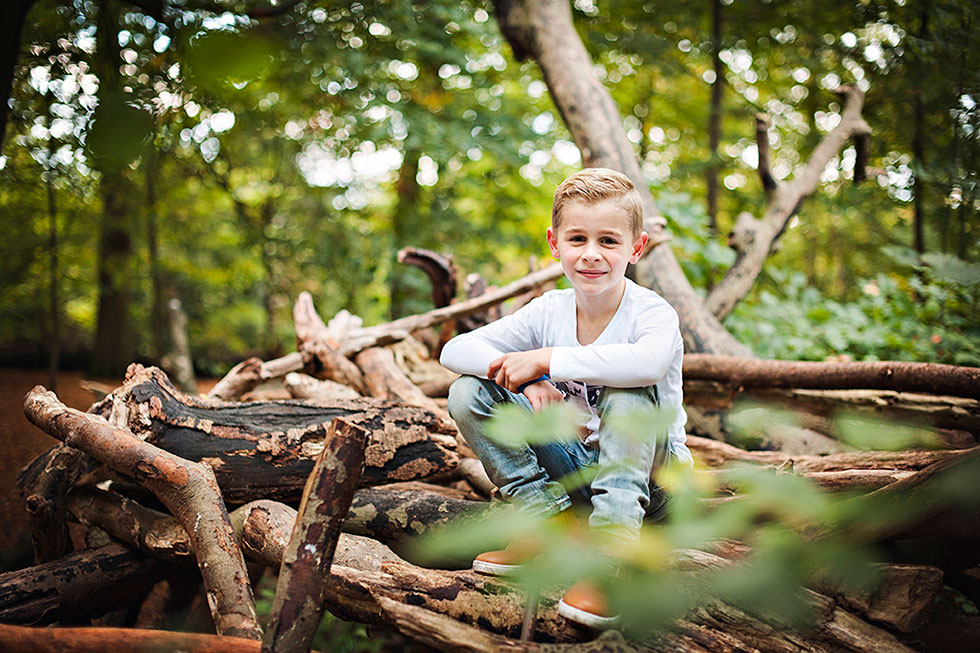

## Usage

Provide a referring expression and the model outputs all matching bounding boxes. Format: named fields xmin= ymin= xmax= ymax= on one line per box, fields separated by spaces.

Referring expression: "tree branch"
xmin=262 ymin=417 xmax=367 ymax=652
xmin=706 ymin=85 xmax=871 ymax=320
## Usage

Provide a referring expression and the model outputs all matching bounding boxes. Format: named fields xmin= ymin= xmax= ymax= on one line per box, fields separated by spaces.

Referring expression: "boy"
xmin=441 ymin=168 xmax=692 ymax=629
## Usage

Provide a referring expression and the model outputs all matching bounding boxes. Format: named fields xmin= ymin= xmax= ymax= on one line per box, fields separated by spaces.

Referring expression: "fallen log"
xmin=0 ymin=623 xmax=266 ymax=653
xmin=263 ymin=417 xmax=367 ymax=653
xmin=208 ymin=352 xmax=304 ymax=402
xmin=355 ymin=345 xmax=446 ymax=414
xmin=66 ymin=486 xmax=195 ymax=566
xmin=0 ymin=543 xmax=164 ymax=626
xmin=686 ymin=433 xmax=960 ymax=472
xmin=283 ymin=372 xmax=361 ymax=401
xmin=684 ymin=355 xmax=980 ymax=401
xmin=17 ymin=444 xmax=98 ymax=564
xmin=87 ymin=365 xmax=459 ymax=503
xmin=336 ymin=263 xmax=565 ymax=355
xmin=23 ymin=386 xmax=261 ymax=640
xmin=684 ymin=380 xmax=980 ymax=437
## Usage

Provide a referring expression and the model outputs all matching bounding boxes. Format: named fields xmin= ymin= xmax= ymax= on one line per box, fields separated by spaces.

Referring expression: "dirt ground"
xmin=0 ymin=368 xmax=215 ymax=553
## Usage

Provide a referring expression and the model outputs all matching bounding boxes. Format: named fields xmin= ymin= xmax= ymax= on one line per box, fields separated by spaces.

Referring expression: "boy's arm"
xmin=439 ymin=298 xmax=543 ymax=379
xmin=549 ymin=302 xmax=681 ymax=388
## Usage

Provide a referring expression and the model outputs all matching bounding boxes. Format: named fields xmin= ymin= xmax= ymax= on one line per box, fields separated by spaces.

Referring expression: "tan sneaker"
xmin=558 ymin=579 xmax=620 ymax=629
xmin=471 ymin=509 xmax=577 ymax=576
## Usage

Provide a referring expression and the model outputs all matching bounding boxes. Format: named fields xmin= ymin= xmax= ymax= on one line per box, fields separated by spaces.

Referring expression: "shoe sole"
xmin=558 ymin=598 xmax=620 ymax=629
xmin=471 ymin=559 xmax=521 ymax=576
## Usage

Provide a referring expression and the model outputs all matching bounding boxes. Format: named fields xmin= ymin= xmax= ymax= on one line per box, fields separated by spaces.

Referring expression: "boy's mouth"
xmin=577 ymin=269 xmax=606 ymax=278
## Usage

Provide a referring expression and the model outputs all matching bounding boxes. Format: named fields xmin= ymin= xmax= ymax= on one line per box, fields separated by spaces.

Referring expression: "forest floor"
xmin=0 ymin=368 xmax=217 ymax=552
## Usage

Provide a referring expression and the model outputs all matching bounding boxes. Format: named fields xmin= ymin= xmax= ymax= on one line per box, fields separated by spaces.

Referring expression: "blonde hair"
xmin=551 ymin=168 xmax=643 ymax=237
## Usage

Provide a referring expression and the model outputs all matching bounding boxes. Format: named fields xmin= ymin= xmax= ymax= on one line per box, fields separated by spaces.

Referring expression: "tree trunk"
xmin=163 ymin=292 xmax=198 ymax=393
xmin=45 ymin=124 xmax=60 ymax=391
xmin=492 ymin=0 xmax=750 ymax=357
xmin=0 ymin=0 xmax=37 ymax=151
xmin=90 ymin=0 xmax=138 ymax=377
xmin=390 ymin=150 xmax=422 ymax=319
xmin=705 ymin=0 xmax=723 ymax=235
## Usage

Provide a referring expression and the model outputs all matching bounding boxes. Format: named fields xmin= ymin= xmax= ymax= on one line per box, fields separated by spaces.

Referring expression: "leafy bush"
xmin=724 ymin=250 xmax=980 ymax=365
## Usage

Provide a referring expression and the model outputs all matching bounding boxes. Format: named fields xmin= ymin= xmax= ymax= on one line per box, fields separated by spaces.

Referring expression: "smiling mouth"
xmin=577 ymin=270 xmax=606 ymax=277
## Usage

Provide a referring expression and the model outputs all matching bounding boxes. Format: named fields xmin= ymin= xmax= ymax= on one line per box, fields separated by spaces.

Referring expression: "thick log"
xmin=283 ymin=372 xmax=361 ymax=401
xmin=820 ymin=564 xmax=943 ymax=633
xmin=208 ymin=353 xmax=304 ymax=402
xmin=685 ymin=380 xmax=980 ymax=439
xmin=0 ymin=623 xmax=264 ymax=653
xmin=263 ymin=417 xmax=368 ymax=653
xmin=23 ymin=385 xmax=261 ymax=639
xmin=89 ymin=365 xmax=459 ymax=503
xmin=686 ymin=433 xmax=960 ymax=472
xmin=0 ymin=543 xmax=163 ymax=626
xmin=684 ymin=355 xmax=980 ymax=401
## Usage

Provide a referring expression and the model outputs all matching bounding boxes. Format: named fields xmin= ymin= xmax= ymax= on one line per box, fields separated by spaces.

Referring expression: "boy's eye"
xmin=601 ymin=238 xmax=618 ymax=245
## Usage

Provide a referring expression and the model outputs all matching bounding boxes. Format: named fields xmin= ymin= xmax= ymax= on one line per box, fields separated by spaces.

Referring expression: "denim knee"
xmin=447 ymin=374 xmax=487 ymax=422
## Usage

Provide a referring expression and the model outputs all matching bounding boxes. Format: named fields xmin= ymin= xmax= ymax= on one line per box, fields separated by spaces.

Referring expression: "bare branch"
xmin=706 ymin=86 xmax=871 ymax=320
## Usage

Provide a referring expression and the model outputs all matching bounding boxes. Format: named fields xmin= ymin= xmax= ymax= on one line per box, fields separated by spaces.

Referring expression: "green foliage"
xmin=412 ymin=403 xmax=971 ymax=638
xmin=724 ymin=256 xmax=980 ymax=365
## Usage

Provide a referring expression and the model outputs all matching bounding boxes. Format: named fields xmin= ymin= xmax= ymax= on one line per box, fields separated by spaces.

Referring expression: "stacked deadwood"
xmin=5 ymin=257 xmax=980 ymax=652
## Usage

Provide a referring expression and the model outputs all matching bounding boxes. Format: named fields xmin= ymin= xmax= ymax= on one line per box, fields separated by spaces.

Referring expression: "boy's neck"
xmin=574 ymin=278 xmax=627 ymax=335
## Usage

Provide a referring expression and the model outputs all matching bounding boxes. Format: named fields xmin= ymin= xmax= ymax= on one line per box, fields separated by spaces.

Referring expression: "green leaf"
xmin=921 ymin=252 xmax=980 ymax=286
xmin=184 ymin=30 xmax=276 ymax=90
xmin=484 ymin=401 xmax=582 ymax=447
xmin=833 ymin=412 xmax=939 ymax=451
xmin=85 ymin=95 xmax=153 ymax=170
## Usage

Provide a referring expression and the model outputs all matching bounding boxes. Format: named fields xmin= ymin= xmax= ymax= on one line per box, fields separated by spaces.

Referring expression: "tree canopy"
xmin=1 ymin=0 xmax=977 ymax=376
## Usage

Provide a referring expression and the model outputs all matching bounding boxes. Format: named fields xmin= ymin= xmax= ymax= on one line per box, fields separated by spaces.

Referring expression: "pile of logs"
xmin=3 ymin=254 xmax=980 ymax=652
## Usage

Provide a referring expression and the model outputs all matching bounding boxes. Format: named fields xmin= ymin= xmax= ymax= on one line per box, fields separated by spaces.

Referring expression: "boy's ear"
xmin=630 ymin=231 xmax=649 ymax=263
xmin=546 ymin=226 xmax=560 ymax=259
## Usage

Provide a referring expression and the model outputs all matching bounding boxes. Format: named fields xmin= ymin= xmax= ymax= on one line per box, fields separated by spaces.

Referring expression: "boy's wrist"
xmin=517 ymin=375 xmax=550 ymax=393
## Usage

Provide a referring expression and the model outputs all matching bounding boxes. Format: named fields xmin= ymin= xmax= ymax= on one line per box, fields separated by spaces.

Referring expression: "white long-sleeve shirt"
xmin=440 ymin=279 xmax=692 ymax=465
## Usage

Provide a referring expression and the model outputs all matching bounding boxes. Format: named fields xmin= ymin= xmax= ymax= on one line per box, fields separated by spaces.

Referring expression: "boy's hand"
xmin=522 ymin=379 xmax=564 ymax=413
xmin=487 ymin=348 xmax=553 ymax=393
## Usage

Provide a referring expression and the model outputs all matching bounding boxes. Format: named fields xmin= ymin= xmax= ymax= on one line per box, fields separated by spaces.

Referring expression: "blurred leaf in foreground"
xmin=85 ymin=93 xmax=154 ymax=170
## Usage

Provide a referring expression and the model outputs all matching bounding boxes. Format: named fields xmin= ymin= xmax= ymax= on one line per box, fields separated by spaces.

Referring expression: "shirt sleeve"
xmin=438 ymin=296 xmax=545 ymax=378
xmin=548 ymin=300 xmax=681 ymax=388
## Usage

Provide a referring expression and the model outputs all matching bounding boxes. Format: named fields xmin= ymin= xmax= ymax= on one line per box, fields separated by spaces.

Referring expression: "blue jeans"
xmin=447 ymin=375 xmax=670 ymax=538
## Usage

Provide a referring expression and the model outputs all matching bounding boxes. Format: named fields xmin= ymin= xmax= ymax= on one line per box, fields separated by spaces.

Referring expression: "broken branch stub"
xmin=23 ymin=386 xmax=261 ymax=640
xmin=262 ymin=417 xmax=368 ymax=653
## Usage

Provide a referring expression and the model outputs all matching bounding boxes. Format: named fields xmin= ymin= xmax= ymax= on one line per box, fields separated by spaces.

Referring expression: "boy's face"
xmin=547 ymin=199 xmax=648 ymax=299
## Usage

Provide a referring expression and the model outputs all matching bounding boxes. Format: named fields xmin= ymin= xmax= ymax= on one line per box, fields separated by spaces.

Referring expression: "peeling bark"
xmin=89 ymin=365 xmax=459 ymax=503
xmin=262 ymin=417 xmax=367 ymax=653
xmin=23 ymin=386 xmax=261 ymax=640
